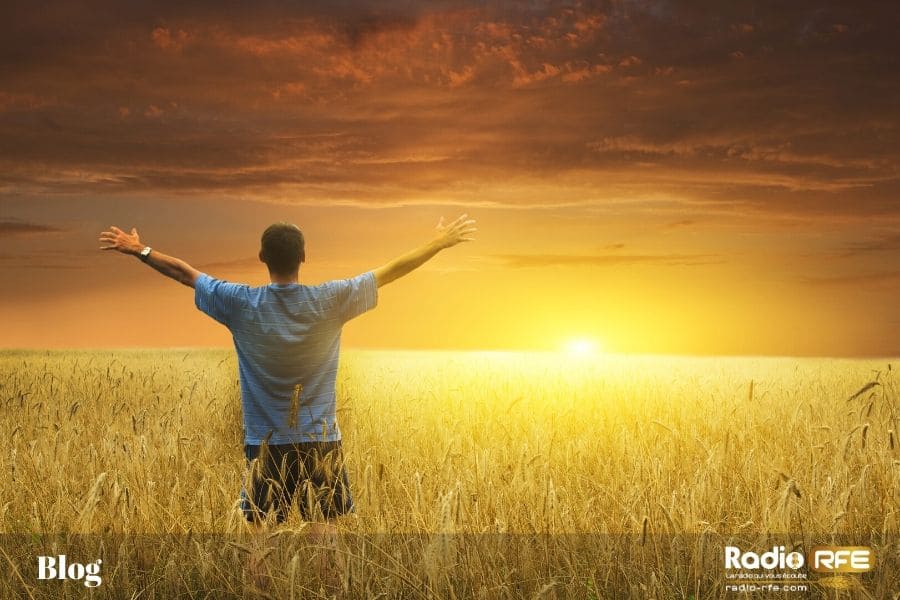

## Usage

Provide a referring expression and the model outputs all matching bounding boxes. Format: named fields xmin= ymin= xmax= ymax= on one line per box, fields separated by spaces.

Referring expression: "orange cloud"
xmin=151 ymin=27 xmax=191 ymax=52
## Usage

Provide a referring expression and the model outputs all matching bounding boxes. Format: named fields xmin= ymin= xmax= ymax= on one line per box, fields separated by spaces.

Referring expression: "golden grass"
xmin=0 ymin=349 xmax=896 ymax=598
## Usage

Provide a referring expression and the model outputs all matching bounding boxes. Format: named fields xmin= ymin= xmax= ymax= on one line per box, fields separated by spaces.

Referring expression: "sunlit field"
xmin=1 ymin=349 xmax=896 ymax=598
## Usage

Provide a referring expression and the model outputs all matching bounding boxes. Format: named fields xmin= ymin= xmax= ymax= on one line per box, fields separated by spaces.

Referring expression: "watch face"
xmin=141 ymin=247 xmax=151 ymax=257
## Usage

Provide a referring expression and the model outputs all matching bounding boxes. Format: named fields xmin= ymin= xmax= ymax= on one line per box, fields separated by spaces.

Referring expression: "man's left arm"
xmin=99 ymin=226 xmax=200 ymax=288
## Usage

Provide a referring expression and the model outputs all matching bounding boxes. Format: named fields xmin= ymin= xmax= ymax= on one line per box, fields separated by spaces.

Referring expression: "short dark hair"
xmin=260 ymin=223 xmax=305 ymax=274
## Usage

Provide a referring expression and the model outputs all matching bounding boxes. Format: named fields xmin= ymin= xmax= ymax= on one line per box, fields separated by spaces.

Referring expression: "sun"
xmin=563 ymin=338 xmax=601 ymax=357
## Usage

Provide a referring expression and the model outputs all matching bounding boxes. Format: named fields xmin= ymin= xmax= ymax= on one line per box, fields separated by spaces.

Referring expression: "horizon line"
xmin=0 ymin=346 xmax=897 ymax=361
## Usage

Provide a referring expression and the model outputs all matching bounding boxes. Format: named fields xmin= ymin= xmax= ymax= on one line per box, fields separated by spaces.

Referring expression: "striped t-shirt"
xmin=194 ymin=271 xmax=378 ymax=444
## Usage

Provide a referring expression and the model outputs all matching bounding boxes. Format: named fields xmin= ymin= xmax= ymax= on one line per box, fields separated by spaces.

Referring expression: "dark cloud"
xmin=494 ymin=252 xmax=718 ymax=268
xmin=0 ymin=220 xmax=65 ymax=236
xmin=802 ymin=270 xmax=900 ymax=287
xmin=839 ymin=233 xmax=900 ymax=257
xmin=666 ymin=219 xmax=697 ymax=228
xmin=0 ymin=250 xmax=86 ymax=268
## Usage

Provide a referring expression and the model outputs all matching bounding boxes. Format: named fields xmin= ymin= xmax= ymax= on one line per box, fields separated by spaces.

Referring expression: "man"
xmin=98 ymin=214 xmax=476 ymax=589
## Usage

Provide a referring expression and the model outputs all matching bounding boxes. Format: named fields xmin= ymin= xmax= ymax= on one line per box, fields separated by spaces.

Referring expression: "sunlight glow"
xmin=564 ymin=338 xmax=600 ymax=357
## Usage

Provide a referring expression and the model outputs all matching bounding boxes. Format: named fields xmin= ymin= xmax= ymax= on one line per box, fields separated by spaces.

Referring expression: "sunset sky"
xmin=1 ymin=1 xmax=898 ymax=356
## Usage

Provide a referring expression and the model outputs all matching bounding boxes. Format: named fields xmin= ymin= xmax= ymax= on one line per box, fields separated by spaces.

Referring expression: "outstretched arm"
xmin=372 ymin=214 xmax=477 ymax=288
xmin=98 ymin=226 xmax=201 ymax=288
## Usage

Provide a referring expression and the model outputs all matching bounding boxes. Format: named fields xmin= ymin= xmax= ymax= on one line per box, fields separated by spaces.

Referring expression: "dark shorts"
xmin=240 ymin=441 xmax=354 ymax=524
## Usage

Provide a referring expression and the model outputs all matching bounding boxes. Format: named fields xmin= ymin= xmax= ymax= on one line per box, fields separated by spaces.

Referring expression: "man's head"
xmin=259 ymin=223 xmax=305 ymax=276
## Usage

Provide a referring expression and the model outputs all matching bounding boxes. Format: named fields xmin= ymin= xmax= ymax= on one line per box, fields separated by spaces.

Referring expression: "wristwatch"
xmin=139 ymin=246 xmax=152 ymax=261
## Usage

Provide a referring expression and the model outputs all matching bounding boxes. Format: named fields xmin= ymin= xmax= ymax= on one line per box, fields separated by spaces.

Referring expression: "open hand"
xmin=99 ymin=226 xmax=143 ymax=255
xmin=435 ymin=214 xmax=477 ymax=249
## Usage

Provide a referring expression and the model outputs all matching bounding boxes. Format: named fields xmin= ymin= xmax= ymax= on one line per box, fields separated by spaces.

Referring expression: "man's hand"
xmin=434 ymin=214 xmax=477 ymax=249
xmin=99 ymin=226 xmax=143 ymax=255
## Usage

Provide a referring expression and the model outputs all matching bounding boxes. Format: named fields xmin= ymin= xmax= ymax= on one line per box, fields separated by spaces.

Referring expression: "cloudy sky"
xmin=1 ymin=0 xmax=897 ymax=355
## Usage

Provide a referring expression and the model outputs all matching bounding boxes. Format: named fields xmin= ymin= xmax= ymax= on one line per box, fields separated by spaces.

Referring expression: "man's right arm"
xmin=99 ymin=226 xmax=200 ymax=288
xmin=372 ymin=214 xmax=477 ymax=288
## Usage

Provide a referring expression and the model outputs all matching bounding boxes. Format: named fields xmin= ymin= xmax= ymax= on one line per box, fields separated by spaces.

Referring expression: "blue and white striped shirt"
xmin=195 ymin=271 xmax=378 ymax=444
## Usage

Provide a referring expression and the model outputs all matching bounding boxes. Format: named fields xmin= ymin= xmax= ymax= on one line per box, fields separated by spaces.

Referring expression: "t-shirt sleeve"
xmin=330 ymin=271 xmax=378 ymax=322
xmin=194 ymin=273 xmax=247 ymax=327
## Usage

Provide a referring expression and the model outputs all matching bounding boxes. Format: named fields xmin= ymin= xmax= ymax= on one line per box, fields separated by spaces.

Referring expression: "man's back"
xmin=194 ymin=271 xmax=378 ymax=444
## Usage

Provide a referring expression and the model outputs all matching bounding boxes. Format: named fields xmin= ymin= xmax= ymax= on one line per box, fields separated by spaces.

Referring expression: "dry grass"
xmin=0 ymin=349 xmax=896 ymax=598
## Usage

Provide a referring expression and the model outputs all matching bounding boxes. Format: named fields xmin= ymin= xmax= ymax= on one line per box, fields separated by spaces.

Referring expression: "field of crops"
xmin=0 ymin=349 xmax=896 ymax=598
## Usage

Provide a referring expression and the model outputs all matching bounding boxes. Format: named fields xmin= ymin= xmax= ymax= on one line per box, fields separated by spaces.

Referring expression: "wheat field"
xmin=0 ymin=349 xmax=896 ymax=598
